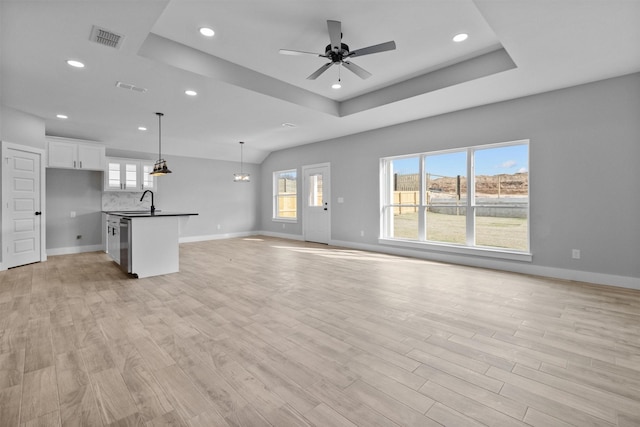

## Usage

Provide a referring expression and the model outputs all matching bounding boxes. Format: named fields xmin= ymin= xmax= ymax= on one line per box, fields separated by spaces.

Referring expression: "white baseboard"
xmin=258 ymin=230 xmax=304 ymax=241
xmin=329 ymin=239 xmax=640 ymax=291
xmin=47 ymin=244 xmax=105 ymax=256
xmin=179 ymin=231 xmax=257 ymax=243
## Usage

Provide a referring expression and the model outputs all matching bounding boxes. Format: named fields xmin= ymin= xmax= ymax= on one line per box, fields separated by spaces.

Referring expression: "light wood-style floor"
xmin=1 ymin=236 xmax=639 ymax=426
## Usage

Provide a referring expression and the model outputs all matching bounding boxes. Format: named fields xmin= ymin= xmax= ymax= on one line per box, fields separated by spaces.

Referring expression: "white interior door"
xmin=302 ymin=163 xmax=330 ymax=244
xmin=2 ymin=143 xmax=45 ymax=268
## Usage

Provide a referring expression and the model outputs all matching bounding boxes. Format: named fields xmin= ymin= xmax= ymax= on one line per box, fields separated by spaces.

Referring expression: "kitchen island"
xmin=104 ymin=211 xmax=197 ymax=278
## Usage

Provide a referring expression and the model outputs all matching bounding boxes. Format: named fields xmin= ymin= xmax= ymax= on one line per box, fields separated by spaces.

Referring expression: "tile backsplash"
xmin=102 ymin=192 xmax=152 ymax=211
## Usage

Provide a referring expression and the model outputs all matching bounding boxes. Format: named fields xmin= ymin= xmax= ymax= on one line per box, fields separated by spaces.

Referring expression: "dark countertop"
xmin=103 ymin=211 xmax=198 ymax=218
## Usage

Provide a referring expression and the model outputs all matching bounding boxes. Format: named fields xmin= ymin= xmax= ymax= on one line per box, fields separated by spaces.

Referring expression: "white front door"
xmin=2 ymin=144 xmax=45 ymax=268
xmin=302 ymin=163 xmax=330 ymax=244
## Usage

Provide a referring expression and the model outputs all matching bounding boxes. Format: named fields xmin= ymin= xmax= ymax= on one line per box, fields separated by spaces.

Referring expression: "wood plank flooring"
xmin=1 ymin=236 xmax=639 ymax=426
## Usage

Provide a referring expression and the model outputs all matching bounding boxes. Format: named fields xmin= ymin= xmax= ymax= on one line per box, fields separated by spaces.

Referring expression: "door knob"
xmin=35 ymin=211 xmax=42 ymax=215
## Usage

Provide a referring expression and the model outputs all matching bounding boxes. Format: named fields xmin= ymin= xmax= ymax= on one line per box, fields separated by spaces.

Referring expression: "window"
xmin=381 ymin=140 xmax=529 ymax=255
xmin=273 ymin=169 xmax=297 ymax=220
xmin=307 ymin=173 xmax=323 ymax=207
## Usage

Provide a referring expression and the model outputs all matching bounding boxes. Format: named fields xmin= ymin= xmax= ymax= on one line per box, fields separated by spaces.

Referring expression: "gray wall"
xmin=0 ymin=106 xmax=46 ymax=149
xmin=46 ymin=169 xmax=103 ymax=250
xmin=260 ymin=73 xmax=640 ymax=281
xmin=151 ymin=155 xmax=260 ymax=239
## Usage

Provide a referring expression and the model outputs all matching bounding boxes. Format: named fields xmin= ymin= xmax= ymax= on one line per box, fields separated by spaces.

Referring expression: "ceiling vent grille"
xmin=116 ymin=81 xmax=147 ymax=93
xmin=90 ymin=25 xmax=124 ymax=49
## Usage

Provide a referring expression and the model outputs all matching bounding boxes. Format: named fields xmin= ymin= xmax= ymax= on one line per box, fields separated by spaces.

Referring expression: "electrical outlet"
xmin=70 ymin=211 xmax=76 ymax=218
xmin=217 ymin=224 xmax=221 ymax=230
xmin=360 ymin=230 xmax=364 ymax=237
xmin=282 ymin=223 xmax=286 ymax=229
xmin=572 ymin=249 xmax=581 ymax=259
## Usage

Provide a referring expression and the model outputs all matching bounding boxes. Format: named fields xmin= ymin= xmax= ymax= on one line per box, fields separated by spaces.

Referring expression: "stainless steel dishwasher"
xmin=119 ymin=217 xmax=132 ymax=273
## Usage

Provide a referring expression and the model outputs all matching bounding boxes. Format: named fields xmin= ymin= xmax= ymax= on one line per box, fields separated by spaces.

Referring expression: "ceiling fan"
xmin=279 ymin=20 xmax=396 ymax=81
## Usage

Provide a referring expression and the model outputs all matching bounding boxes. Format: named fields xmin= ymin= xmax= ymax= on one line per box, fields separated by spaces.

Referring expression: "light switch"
xmin=337 ymin=197 xmax=344 ymax=203
xmin=70 ymin=211 xmax=76 ymax=218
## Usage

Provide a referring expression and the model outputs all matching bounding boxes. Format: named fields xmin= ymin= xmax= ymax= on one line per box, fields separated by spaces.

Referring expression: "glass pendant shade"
xmin=150 ymin=112 xmax=172 ymax=176
xmin=233 ymin=172 xmax=250 ymax=182
xmin=234 ymin=141 xmax=250 ymax=182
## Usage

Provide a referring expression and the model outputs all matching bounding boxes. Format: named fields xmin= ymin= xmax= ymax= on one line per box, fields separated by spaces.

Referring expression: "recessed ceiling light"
xmin=185 ymin=89 xmax=197 ymax=96
xmin=138 ymin=126 xmax=147 ymax=131
xmin=199 ymin=27 xmax=215 ymax=37
xmin=331 ymin=82 xmax=342 ymax=89
xmin=453 ymin=33 xmax=468 ymax=42
xmin=56 ymin=114 xmax=68 ymax=119
xmin=66 ymin=59 xmax=85 ymax=68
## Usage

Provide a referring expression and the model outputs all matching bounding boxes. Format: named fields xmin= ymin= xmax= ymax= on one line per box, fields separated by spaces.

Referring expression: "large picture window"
xmin=381 ymin=140 xmax=529 ymax=255
xmin=273 ymin=169 xmax=297 ymax=220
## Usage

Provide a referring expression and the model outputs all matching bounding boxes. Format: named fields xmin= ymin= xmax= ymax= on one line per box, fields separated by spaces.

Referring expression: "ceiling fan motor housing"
xmin=325 ymin=42 xmax=349 ymax=62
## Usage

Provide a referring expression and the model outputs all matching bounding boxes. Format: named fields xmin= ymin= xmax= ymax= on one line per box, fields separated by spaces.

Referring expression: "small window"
xmin=273 ymin=169 xmax=297 ymax=220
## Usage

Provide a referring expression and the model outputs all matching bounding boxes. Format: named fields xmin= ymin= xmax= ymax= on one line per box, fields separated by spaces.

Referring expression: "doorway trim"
xmin=1 ymin=141 xmax=47 ymax=270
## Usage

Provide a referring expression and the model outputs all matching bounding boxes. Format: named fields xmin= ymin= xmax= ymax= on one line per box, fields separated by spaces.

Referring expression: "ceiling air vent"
xmin=89 ymin=25 xmax=124 ymax=49
xmin=116 ymin=81 xmax=147 ymax=93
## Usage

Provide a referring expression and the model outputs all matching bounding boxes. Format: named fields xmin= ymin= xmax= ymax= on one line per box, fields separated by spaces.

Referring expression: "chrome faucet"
xmin=140 ymin=190 xmax=155 ymax=214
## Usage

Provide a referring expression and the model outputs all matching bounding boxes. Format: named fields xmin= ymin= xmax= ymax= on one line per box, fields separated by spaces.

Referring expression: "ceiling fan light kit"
xmin=279 ymin=19 xmax=396 ymax=84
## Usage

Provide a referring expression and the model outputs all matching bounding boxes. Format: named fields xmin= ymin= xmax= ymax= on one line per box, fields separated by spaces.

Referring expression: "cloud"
xmin=501 ymin=160 xmax=517 ymax=168
xmin=518 ymin=167 xmax=528 ymax=173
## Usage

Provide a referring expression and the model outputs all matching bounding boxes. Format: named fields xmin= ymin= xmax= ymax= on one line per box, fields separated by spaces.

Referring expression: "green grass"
xmin=393 ymin=211 xmax=528 ymax=251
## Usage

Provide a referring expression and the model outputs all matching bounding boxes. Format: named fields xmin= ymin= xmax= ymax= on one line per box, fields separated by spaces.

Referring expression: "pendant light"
xmin=150 ymin=112 xmax=172 ymax=176
xmin=233 ymin=141 xmax=250 ymax=182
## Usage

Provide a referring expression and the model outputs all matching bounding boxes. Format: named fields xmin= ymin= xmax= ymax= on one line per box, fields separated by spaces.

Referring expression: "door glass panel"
xmin=142 ymin=164 xmax=154 ymax=189
xmin=308 ymin=173 xmax=323 ymax=207
xmin=108 ymin=163 xmax=120 ymax=188
xmin=125 ymin=163 xmax=137 ymax=190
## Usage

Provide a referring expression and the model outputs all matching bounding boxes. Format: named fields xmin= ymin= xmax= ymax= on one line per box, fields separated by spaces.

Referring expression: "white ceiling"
xmin=2 ymin=0 xmax=639 ymax=164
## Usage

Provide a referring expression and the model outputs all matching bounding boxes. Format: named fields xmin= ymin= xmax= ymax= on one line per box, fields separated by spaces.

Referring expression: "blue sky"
xmin=391 ymin=145 xmax=528 ymax=177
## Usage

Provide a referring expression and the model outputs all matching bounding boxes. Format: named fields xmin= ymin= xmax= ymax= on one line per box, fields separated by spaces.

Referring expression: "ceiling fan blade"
xmin=279 ymin=49 xmax=325 ymax=57
xmin=327 ymin=20 xmax=342 ymax=51
xmin=342 ymin=61 xmax=372 ymax=80
xmin=307 ymin=62 xmax=334 ymax=80
xmin=348 ymin=40 xmax=396 ymax=58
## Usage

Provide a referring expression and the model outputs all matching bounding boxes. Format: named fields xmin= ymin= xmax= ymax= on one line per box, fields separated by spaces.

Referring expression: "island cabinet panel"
xmin=130 ymin=216 xmax=179 ymax=278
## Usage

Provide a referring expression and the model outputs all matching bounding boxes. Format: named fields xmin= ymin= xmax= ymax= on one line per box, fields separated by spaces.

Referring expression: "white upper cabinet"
xmin=46 ymin=137 xmax=105 ymax=171
xmin=105 ymin=157 xmax=155 ymax=192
